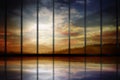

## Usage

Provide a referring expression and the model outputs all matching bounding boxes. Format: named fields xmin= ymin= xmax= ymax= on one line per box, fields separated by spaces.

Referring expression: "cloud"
xmin=0 ymin=0 xmax=119 ymax=53
xmin=92 ymin=28 xmax=120 ymax=44
xmin=75 ymin=0 xmax=91 ymax=4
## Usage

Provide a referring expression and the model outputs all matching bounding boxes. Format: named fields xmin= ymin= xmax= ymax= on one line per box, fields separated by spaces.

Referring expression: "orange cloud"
xmin=93 ymin=30 xmax=120 ymax=44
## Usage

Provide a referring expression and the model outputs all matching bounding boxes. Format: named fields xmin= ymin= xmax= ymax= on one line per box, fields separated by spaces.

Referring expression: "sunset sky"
xmin=0 ymin=0 xmax=119 ymax=53
xmin=0 ymin=1 xmax=119 ymax=80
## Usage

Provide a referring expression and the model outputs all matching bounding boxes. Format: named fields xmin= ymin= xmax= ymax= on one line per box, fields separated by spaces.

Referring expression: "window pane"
xmin=86 ymin=0 xmax=100 ymax=54
xmin=54 ymin=0 xmax=69 ymax=54
xmin=54 ymin=57 xmax=69 ymax=80
xmin=102 ymin=0 xmax=117 ymax=54
xmin=86 ymin=57 xmax=101 ymax=80
xmin=23 ymin=57 xmax=37 ymax=80
xmin=102 ymin=57 xmax=117 ymax=80
xmin=23 ymin=0 xmax=36 ymax=54
xmin=70 ymin=57 xmax=85 ymax=79
xmin=7 ymin=57 xmax=21 ymax=80
xmin=70 ymin=0 xmax=85 ymax=54
xmin=118 ymin=0 xmax=120 ymax=52
xmin=38 ymin=57 xmax=53 ymax=80
xmin=7 ymin=0 xmax=21 ymax=54
xmin=119 ymin=60 xmax=120 ymax=79
xmin=0 ymin=0 xmax=5 ymax=54
xmin=38 ymin=0 xmax=53 ymax=54
xmin=0 ymin=57 xmax=5 ymax=80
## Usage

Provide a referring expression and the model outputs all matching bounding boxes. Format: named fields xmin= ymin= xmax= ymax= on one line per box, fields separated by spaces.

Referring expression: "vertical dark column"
xmin=84 ymin=0 xmax=86 ymax=79
xmin=68 ymin=0 xmax=71 ymax=80
xmin=117 ymin=0 xmax=120 ymax=80
xmin=53 ymin=0 xmax=55 ymax=80
xmin=36 ymin=0 xmax=39 ymax=80
xmin=4 ymin=0 xmax=7 ymax=80
xmin=20 ymin=0 xmax=23 ymax=80
xmin=100 ymin=0 xmax=102 ymax=80
xmin=116 ymin=0 xmax=119 ymax=49
xmin=116 ymin=0 xmax=119 ymax=80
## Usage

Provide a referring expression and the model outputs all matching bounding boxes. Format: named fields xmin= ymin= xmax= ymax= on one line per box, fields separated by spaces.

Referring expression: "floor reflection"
xmin=0 ymin=57 xmax=119 ymax=80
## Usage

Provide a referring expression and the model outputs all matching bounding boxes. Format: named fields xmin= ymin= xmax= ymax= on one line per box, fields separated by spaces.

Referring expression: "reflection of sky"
xmin=0 ymin=58 xmax=119 ymax=80
xmin=0 ymin=70 xmax=119 ymax=80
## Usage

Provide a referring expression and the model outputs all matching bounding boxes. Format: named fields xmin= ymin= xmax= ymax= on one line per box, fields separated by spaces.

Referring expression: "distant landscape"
xmin=56 ymin=44 xmax=120 ymax=54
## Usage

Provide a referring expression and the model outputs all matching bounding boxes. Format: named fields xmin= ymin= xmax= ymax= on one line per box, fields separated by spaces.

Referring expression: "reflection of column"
xmin=52 ymin=0 xmax=55 ymax=80
xmin=84 ymin=0 xmax=87 ymax=80
xmin=68 ymin=0 xmax=71 ymax=80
